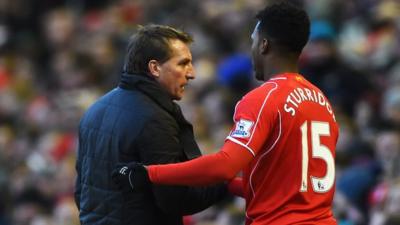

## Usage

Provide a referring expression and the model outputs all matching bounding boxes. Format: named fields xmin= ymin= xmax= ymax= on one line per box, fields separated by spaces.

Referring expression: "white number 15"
xmin=300 ymin=121 xmax=335 ymax=193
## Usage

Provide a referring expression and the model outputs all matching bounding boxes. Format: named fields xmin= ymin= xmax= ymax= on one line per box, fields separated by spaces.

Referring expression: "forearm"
xmin=148 ymin=151 xmax=234 ymax=185
xmin=147 ymin=141 xmax=253 ymax=186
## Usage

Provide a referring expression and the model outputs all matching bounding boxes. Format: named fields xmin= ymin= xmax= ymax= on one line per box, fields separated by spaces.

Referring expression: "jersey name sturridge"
xmin=283 ymin=87 xmax=336 ymax=121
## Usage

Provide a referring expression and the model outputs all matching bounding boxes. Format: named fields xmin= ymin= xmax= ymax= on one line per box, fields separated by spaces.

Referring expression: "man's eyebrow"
xmin=178 ymin=58 xmax=191 ymax=64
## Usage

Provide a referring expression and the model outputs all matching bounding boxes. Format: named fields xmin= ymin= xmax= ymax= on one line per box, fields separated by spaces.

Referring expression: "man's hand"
xmin=112 ymin=162 xmax=150 ymax=191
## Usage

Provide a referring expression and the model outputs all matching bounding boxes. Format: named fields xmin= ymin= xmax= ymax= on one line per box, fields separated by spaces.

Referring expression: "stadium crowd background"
xmin=0 ymin=0 xmax=400 ymax=224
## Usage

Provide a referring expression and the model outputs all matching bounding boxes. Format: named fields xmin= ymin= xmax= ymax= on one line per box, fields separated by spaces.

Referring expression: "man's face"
xmin=251 ymin=21 xmax=265 ymax=81
xmin=157 ymin=39 xmax=195 ymax=100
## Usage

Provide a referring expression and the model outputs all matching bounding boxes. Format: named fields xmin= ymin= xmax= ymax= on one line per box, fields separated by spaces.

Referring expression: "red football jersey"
xmin=226 ymin=73 xmax=338 ymax=225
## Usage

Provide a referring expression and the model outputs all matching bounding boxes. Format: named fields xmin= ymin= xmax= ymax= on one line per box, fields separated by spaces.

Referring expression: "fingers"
xmin=112 ymin=163 xmax=130 ymax=190
xmin=111 ymin=162 xmax=148 ymax=191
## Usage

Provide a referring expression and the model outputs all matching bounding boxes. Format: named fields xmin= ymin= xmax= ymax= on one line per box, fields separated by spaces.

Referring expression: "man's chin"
xmin=173 ymin=94 xmax=183 ymax=101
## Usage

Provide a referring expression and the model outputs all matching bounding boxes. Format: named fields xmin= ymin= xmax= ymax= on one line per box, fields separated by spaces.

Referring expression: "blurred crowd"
xmin=0 ymin=0 xmax=399 ymax=224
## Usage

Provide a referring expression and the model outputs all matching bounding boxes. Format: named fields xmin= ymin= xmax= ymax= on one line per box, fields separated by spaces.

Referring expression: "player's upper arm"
xmin=227 ymin=83 xmax=278 ymax=156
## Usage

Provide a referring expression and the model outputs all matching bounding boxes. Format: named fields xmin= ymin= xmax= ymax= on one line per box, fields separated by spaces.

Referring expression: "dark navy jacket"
xmin=75 ymin=73 xmax=228 ymax=225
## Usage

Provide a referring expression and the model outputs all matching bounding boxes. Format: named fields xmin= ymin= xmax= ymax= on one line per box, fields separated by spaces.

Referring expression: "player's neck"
xmin=263 ymin=58 xmax=299 ymax=80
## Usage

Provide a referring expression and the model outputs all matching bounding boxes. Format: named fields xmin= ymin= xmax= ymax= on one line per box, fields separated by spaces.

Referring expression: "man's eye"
xmin=178 ymin=60 xmax=190 ymax=66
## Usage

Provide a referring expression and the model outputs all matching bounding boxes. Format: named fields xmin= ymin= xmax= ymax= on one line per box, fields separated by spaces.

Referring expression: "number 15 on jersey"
xmin=300 ymin=121 xmax=335 ymax=193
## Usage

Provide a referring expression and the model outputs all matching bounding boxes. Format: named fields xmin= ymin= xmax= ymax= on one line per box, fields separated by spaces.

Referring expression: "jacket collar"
xmin=119 ymin=72 xmax=175 ymax=114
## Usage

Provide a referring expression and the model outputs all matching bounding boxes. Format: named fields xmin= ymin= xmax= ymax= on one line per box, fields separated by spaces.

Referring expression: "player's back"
xmin=240 ymin=73 xmax=338 ymax=225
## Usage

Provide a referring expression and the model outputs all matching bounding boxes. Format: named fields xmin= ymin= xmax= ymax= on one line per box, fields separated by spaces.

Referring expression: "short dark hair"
xmin=255 ymin=1 xmax=310 ymax=54
xmin=124 ymin=24 xmax=193 ymax=74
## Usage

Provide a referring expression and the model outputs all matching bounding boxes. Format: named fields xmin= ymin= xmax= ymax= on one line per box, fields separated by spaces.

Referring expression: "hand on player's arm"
xmin=112 ymin=140 xmax=252 ymax=195
xmin=112 ymin=162 xmax=150 ymax=191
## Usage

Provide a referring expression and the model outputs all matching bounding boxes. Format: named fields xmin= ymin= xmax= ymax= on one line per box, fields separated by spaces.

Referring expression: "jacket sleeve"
xmin=135 ymin=116 xmax=229 ymax=215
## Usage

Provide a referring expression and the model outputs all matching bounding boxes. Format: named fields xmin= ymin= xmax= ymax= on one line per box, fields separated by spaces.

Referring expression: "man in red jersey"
xmin=113 ymin=2 xmax=339 ymax=224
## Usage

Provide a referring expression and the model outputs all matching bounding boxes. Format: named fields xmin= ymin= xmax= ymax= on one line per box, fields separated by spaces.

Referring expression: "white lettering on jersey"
xmin=283 ymin=87 xmax=336 ymax=121
xmin=230 ymin=119 xmax=254 ymax=138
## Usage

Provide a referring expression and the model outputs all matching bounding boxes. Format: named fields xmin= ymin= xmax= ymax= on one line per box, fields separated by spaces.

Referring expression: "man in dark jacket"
xmin=74 ymin=24 xmax=228 ymax=225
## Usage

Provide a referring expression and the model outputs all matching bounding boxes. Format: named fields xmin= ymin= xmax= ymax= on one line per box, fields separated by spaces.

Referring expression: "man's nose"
xmin=187 ymin=64 xmax=195 ymax=79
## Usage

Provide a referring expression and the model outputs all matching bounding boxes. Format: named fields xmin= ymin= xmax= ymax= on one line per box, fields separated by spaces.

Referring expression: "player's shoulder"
xmin=234 ymin=81 xmax=280 ymax=115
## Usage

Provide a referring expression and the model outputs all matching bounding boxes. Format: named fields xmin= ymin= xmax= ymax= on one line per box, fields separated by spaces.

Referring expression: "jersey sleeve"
xmin=226 ymin=83 xmax=278 ymax=156
xmin=147 ymin=141 xmax=254 ymax=186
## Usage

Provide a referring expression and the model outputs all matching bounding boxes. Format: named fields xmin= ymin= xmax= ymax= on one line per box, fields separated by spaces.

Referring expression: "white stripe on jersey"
xmin=232 ymin=99 xmax=241 ymax=124
xmin=246 ymin=82 xmax=278 ymax=145
xmin=270 ymin=77 xmax=287 ymax=80
xmin=226 ymin=136 xmax=256 ymax=156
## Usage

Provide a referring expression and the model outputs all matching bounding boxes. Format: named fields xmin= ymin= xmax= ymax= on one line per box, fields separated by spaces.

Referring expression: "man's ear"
xmin=260 ymin=38 xmax=269 ymax=54
xmin=148 ymin=60 xmax=161 ymax=78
